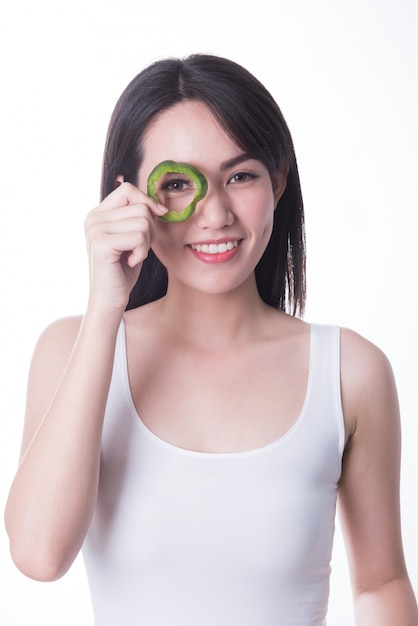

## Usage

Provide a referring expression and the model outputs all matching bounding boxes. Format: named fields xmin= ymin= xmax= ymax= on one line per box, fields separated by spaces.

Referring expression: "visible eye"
xmin=154 ymin=173 xmax=196 ymax=213
xmin=159 ymin=174 xmax=194 ymax=193
xmin=228 ymin=171 xmax=259 ymax=184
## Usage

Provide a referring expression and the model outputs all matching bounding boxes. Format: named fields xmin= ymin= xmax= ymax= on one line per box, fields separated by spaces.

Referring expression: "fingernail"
xmin=156 ymin=203 xmax=168 ymax=214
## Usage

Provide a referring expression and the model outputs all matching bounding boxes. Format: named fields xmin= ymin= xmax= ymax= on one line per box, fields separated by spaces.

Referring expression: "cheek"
xmin=261 ymin=217 xmax=274 ymax=251
xmin=150 ymin=226 xmax=170 ymax=256
xmin=253 ymin=191 xmax=276 ymax=236
xmin=254 ymin=195 xmax=276 ymax=255
xmin=150 ymin=223 xmax=185 ymax=264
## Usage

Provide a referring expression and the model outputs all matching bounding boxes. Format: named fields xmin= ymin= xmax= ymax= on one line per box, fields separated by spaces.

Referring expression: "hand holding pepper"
xmin=84 ymin=182 xmax=168 ymax=312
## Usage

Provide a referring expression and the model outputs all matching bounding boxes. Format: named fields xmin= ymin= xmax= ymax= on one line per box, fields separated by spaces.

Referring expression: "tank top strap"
xmin=112 ymin=319 xmax=129 ymax=388
xmin=308 ymin=323 xmax=345 ymax=457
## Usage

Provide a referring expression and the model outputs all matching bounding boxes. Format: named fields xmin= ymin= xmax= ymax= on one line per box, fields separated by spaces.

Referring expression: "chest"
xmin=127 ymin=337 xmax=310 ymax=453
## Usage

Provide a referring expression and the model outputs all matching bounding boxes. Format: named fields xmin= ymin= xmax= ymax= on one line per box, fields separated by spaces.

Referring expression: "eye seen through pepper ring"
xmin=147 ymin=160 xmax=208 ymax=222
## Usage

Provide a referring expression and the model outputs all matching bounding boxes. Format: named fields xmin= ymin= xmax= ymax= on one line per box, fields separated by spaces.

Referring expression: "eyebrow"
xmin=220 ymin=153 xmax=257 ymax=171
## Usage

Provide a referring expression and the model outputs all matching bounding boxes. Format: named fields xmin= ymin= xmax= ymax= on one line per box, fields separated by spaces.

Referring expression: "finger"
xmin=122 ymin=226 xmax=153 ymax=268
xmin=87 ymin=206 xmax=156 ymax=255
xmin=86 ymin=200 xmax=166 ymax=243
xmin=88 ymin=228 xmax=152 ymax=266
xmin=85 ymin=204 xmax=159 ymax=242
xmin=99 ymin=182 xmax=168 ymax=216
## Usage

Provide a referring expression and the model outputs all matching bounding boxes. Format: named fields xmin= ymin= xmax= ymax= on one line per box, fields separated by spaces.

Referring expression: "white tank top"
xmin=82 ymin=322 xmax=345 ymax=625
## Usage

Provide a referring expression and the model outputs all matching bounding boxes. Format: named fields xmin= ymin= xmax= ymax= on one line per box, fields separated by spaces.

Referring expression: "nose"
xmin=193 ymin=185 xmax=234 ymax=229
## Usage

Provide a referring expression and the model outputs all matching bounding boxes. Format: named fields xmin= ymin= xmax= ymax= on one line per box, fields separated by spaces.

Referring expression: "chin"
xmin=172 ymin=270 xmax=256 ymax=298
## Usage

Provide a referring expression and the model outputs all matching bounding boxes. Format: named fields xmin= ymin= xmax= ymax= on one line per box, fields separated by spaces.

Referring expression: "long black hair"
xmin=101 ymin=54 xmax=306 ymax=316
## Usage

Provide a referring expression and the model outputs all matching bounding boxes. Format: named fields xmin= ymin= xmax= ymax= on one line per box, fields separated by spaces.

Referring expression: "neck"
xmin=156 ymin=274 xmax=271 ymax=350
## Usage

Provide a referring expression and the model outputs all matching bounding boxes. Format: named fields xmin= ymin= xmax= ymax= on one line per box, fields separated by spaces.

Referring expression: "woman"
xmin=5 ymin=54 xmax=417 ymax=624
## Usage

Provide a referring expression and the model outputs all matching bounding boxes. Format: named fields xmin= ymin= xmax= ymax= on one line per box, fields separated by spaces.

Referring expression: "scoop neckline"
xmin=118 ymin=319 xmax=315 ymax=459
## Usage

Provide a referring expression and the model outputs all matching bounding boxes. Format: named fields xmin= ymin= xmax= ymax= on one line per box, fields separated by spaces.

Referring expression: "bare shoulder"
xmin=35 ymin=314 xmax=83 ymax=343
xmin=28 ymin=314 xmax=84 ymax=399
xmin=340 ymin=327 xmax=395 ymax=392
xmin=262 ymin=308 xmax=311 ymax=343
xmin=340 ymin=327 xmax=399 ymax=441
xmin=19 ymin=316 xmax=84 ymax=459
xmin=32 ymin=315 xmax=83 ymax=367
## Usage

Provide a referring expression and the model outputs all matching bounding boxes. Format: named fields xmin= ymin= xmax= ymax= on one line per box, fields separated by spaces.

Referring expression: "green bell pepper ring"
xmin=147 ymin=160 xmax=208 ymax=222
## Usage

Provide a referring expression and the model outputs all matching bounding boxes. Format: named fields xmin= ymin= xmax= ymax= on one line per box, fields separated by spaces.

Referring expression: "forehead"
xmin=141 ymin=101 xmax=239 ymax=171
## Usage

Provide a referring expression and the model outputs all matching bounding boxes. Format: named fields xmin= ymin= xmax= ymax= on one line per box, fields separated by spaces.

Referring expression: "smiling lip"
xmin=188 ymin=239 xmax=241 ymax=263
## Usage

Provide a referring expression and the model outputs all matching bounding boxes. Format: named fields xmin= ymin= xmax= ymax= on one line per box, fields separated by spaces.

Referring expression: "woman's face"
xmin=137 ymin=101 xmax=286 ymax=297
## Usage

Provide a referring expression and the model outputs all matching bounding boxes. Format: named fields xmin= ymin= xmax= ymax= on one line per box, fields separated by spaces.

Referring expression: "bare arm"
xmin=339 ymin=329 xmax=418 ymax=624
xmin=4 ymin=184 xmax=167 ymax=581
xmin=5 ymin=313 xmax=120 ymax=581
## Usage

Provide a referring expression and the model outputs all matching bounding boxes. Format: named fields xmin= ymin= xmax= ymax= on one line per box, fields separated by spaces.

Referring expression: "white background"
xmin=0 ymin=0 xmax=417 ymax=624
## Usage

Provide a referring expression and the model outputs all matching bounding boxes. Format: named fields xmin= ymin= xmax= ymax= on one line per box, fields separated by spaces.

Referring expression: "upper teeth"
xmin=191 ymin=241 xmax=239 ymax=254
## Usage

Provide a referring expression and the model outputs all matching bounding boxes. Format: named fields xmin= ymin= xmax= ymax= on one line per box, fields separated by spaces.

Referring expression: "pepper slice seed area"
xmin=147 ymin=160 xmax=208 ymax=222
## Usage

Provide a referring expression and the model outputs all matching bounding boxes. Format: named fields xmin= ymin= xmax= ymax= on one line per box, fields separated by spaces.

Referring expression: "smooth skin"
xmin=5 ymin=101 xmax=417 ymax=624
